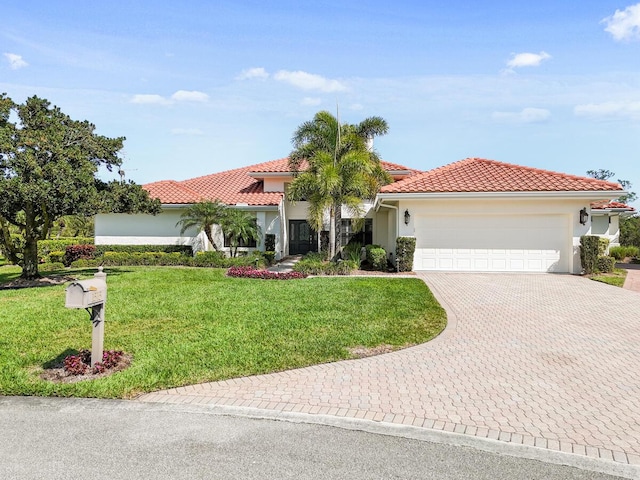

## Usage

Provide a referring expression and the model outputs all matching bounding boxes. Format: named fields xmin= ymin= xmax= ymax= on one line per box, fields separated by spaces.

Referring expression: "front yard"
xmin=0 ymin=266 xmax=446 ymax=399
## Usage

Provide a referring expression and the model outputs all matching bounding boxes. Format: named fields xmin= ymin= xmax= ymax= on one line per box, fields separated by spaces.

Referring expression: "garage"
xmin=414 ymin=214 xmax=570 ymax=272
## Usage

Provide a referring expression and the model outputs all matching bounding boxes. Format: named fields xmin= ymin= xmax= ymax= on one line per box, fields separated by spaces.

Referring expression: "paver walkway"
xmin=621 ymin=264 xmax=640 ymax=293
xmin=138 ymin=273 xmax=640 ymax=466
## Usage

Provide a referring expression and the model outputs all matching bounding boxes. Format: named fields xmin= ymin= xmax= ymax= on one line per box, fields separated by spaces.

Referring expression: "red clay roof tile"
xmin=590 ymin=200 xmax=635 ymax=211
xmin=380 ymin=158 xmax=624 ymax=194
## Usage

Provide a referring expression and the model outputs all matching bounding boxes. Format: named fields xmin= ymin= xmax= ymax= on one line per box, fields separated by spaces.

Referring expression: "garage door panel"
xmin=414 ymin=214 xmax=569 ymax=273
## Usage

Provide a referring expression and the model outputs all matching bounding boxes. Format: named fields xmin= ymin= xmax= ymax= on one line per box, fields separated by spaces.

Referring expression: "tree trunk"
xmin=21 ymin=236 xmax=40 ymax=279
xmin=331 ymin=204 xmax=342 ymax=260
xmin=205 ymin=229 xmax=218 ymax=251
xmin=329 ymin=205 xmax=336 ymax=260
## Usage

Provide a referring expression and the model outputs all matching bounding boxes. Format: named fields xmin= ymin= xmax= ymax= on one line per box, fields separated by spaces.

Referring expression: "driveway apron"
xmin=138 ymin=273 xmax=640 ymax=466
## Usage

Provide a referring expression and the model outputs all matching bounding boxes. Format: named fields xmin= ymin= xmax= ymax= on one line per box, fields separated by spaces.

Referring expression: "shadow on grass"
xmin=0 ymin=266 xmax=134 ymax=289
xmin=42 ymin=348 xmax=79 ymax=369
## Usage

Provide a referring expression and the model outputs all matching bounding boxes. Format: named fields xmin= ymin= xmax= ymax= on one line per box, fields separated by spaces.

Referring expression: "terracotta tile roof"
xmin=143 ymin=181 xmax=203 ymax=204
xmin=248 ymin=157 xmax=415 ymax=174
xmin=144 ymin=162 xmax=284 ymax=206
xmin=591 ymin=200 xmax=635 ymax=211
xmin=380 ymin=158 xmax=624 ymax=194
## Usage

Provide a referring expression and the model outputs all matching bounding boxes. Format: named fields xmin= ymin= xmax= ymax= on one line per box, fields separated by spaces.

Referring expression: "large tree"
xmin=0 ymin=94 xmax=161 ymax=279
xmin=586 ymin=169 xmax=637 ymax=204
xmin=288 ymin=111 xmax=390 ymax=259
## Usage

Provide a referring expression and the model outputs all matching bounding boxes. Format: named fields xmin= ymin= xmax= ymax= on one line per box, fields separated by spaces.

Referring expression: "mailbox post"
xmin=65 ymin=267 xmax=107 ymax=367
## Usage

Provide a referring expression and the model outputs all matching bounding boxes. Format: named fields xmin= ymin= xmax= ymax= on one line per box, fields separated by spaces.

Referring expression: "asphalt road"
xmin=0 ymin=397 xmax=632 ymax=480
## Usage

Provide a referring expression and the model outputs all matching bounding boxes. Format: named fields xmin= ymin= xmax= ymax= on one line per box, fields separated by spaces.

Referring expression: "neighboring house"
xmin=95 ymin=157 xmax=628 ymax=274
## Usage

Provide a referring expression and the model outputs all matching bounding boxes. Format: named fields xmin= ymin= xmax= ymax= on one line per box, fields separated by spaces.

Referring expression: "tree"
xmin=176 ymin=200 xmax=227 ymax=251
xmin=586 ymin=169 xmax=637 ymax=204
xmin=288 ymin=111 xmax=390 ymax=259
xmin=620 ymin=215 xmax=640 ymax=247
xmin=220 ymin=208 xmax=261 ymax=257
xmin=0 ymin=94 xmax=161 ymax=279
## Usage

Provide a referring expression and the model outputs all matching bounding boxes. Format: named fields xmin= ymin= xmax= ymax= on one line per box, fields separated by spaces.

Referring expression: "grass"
xmin=0 ymin=266 xmax=446 ymax=399
xmin=590 ymin=268 xmax=628 ymax=288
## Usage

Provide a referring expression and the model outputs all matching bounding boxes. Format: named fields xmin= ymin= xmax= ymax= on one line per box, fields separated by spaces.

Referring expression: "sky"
xmin=2 ymin=1 xmax=640 ymax=206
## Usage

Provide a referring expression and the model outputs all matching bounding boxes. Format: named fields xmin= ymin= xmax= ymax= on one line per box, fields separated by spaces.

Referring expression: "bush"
xmin=343 ymin=241 xmax=363 ymax=267
xmin=609 ymin=245 xmax=639 ymax=260
xmin=580 ymin=236 xmax=600 ymax=274
xmin=39 ymin=262 xmax=65 ymax=272
xmin=226 ymin=266 xmax=307 ymax=280
xmin=293 ymin=258 xmax=325 ymax=275
xmin=596 ymin=256 xmax=616 ymax=273
xmin=293 ymin=258 xmax=357 ymax=276
xmin=64 ymin=244 xmax=96 ymax=266
xmin=598 ymin=237 xmax=610 ymax=256
xmin=48 ymin=251 xmax=65 ymax=263
xmin=38 ymin=238 xmax=93 ymax=259
xmin=70 ymin=259 xmax=101 ymax=268
xmin=264 ymin=234 xmax=276 ymax=252
xmin=262 ymin=251 xmax=276 ymax=265
xmin=396 ymin=237 xmax=416 ymax=272
xmin=365 ymin=244 xmax=387 ymax=271
xmin=94 ymin=244 xmax=193 ymax=256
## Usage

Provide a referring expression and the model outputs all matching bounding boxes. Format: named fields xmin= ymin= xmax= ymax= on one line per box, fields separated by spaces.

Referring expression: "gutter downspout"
xmin=278 ymin=195 xmax=286 ymax=260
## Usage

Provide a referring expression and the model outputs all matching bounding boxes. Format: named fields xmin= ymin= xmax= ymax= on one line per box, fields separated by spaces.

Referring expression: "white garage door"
xmin=414 ymin=214 xmax=569 ymax=272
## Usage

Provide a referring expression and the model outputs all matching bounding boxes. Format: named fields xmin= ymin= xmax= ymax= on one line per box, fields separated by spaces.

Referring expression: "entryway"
xmin=288 ymin=220 xmax=317 ymax=255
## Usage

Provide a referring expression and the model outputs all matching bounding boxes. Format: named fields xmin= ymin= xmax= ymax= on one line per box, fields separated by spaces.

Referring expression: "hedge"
xmin=609 ymin=245 xmax=639 ymax=260
xmin=365 ymin=244 xmax=387 ymax=271
xmin=580 ymin=235 xmax=600 ymax=274
xmin=38 ymin=238 xmax=94 ymax=259
xmin=596 ymin=256 xmax=616 ymax=273
xmin=396 ymin=237 xmax=416 ymax=272
xmin=94 ymin=244 xmax=193 ymax=256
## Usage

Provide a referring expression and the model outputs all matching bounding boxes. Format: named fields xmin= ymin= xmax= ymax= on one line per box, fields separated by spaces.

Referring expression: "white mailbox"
xmin=65 ymin=278 xmax=107 ymax=309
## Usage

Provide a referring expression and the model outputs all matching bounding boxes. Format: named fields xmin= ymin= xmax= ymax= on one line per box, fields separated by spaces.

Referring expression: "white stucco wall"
xmin=95 ymin=210 xmax=199 ymax=246
xmin=387 ymin=196 xmax=595 ymax=273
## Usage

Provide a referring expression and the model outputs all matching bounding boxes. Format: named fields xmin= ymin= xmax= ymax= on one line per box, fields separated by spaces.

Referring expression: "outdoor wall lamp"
xmin=404 ymin=209 xmax=411 ymax=225
xmin=579 ymin=207 xmax=589 ymax=225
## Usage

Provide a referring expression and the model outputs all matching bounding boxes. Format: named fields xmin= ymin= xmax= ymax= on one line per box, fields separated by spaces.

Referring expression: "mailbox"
xmin=65 ymin=279 xmax=107 ymax=309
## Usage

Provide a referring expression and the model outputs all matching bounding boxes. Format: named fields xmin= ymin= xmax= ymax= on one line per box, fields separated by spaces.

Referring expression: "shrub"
xmin=293 ymin=258 xmax=357 ymax=275
xmin=265 ymin=234 xmax=276 ymax=252
xmin=226 ymin=266 xmax=307 ymax=280
xmin=596 ymin=256 xmax=616 ymax=273
xmin=63 ymin=349 xmax=124 ymax=375
xmin=94 ymin=244 xmax=193 ymax=256
xmin=64 ymin=244 xmax=96 ymax=266
xmin=396 ymin=237 xmax=416 ymax=272
xmin=365 ymin=244 xmax=387 ymax=271
xmin=70 ymin=259 xmax=101 ymax=268
xmin=580 ymin=235 xmax=600 ymax=274
xmin=610 ymin=245 xmax=640 ymax=260
xmin=38 ymin=238 xmax=93 ymax=259
xmin=293 ymin=258 xmax=325 ymax=275
xmin=39 ymin=262 xmax=65 ymax=272
xmin=48 ymin=251 xmax=65 ymax=263
xmin=343 ymin=241 xmax=363 ymax=267
xmin=262 ymin=251 xmax=276 ymax=265
xmin=598 ymin=237 xmax=610 ymax=256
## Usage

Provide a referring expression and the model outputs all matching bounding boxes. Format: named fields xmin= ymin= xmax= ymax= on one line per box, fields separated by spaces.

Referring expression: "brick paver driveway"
xmin=139 ymin=273 xmax=640 ymax=465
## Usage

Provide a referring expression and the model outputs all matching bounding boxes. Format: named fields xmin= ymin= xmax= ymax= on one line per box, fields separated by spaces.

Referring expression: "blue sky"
xmin=2 ymin=1 xmax=639 ymax=205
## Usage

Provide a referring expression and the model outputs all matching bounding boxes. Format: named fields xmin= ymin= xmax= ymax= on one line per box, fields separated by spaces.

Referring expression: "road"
xmin=0 ymin=397 xmax=632 ymax=480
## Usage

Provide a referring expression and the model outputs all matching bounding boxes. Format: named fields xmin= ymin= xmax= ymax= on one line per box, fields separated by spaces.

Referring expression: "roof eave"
xmin=376 ymin=190 xmax=626 ymax=200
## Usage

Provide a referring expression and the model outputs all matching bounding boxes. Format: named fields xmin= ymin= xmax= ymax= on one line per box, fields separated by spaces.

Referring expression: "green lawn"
xmin=0 ymin=266 xmax=446 ymax=399
xmin=590 ymin=268 xmax=628 ymax=288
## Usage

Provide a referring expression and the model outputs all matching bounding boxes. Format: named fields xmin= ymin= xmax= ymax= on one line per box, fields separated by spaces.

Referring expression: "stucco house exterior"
xmin=95 ymin=157 xmax=632 ymax=274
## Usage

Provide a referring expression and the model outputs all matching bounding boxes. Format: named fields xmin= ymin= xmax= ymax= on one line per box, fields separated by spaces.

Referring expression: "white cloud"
xmin=301 ymin=97 xmax=322 ymax=106
xmin=237 ymin=67 xmax=269 ymax=80
xmin=574 ymin=101 xmax=640 ymax=120
xmin=602 ymin=3 xmax=640 ymax=41
xmin=274 ymin=70 xmax=347 ymax=92
xmin=131 ymin=90 xmax=209 ymax=105
xmin=131 ymin=94 xmax=171 ymax=105
xmin=171 ymin=128 xmax=205 ymax=136
xmin=3 ymin=52 xmax=28 ymax=70
xmin=506 ymin=51 xmax=551 ymax=69
xmin=171 ymin=90 xmax=209 ymax=102
xmin=492 ymin=107 xmax=551 ymax=124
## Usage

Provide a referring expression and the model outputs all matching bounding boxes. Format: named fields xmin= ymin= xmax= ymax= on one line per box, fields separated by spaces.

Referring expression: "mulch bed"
xmin=0 ymin=275 xmax=76 ymax=290
xmin=39 ymin=353 xmax=132 ymax=384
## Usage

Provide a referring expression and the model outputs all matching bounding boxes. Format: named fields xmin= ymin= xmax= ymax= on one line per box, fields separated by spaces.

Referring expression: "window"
xmin=224 ymin=235 xmax=257 ymax=248
xmin=341 ymin=218 xmax=373 ymax=246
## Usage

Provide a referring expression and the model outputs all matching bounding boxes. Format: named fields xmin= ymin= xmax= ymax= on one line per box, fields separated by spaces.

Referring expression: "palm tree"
xmin=288 ymin=111 xmax=390 ymax=259
xmin=220 ymin=209 xmax=261 ymax=257
xmin=176 ymin=200 xmax=226 ymax=251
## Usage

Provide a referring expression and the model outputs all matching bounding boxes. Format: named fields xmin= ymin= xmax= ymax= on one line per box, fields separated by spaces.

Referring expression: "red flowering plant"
xmin=63 ymin=349 xmax=125 ymax=375
xmin=226 ymin=266 xmax=307 ymax=280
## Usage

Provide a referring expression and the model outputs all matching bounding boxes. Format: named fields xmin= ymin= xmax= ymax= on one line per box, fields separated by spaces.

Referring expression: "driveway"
xmin=139 ymin=273 xmax=640 ymax=467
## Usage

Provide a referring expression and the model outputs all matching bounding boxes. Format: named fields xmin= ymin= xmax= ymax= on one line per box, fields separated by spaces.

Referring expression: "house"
xmin=94 ymin=157 xmax=629 ymax=274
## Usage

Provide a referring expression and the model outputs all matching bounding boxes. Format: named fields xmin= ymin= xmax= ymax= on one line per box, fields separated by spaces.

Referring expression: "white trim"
xmin=376 ymin=191 xmax=625 ymax=201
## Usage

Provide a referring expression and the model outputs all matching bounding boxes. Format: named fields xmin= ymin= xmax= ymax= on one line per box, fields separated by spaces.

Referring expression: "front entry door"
xmin=289 ymin=220 xmax=317 ymax=255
